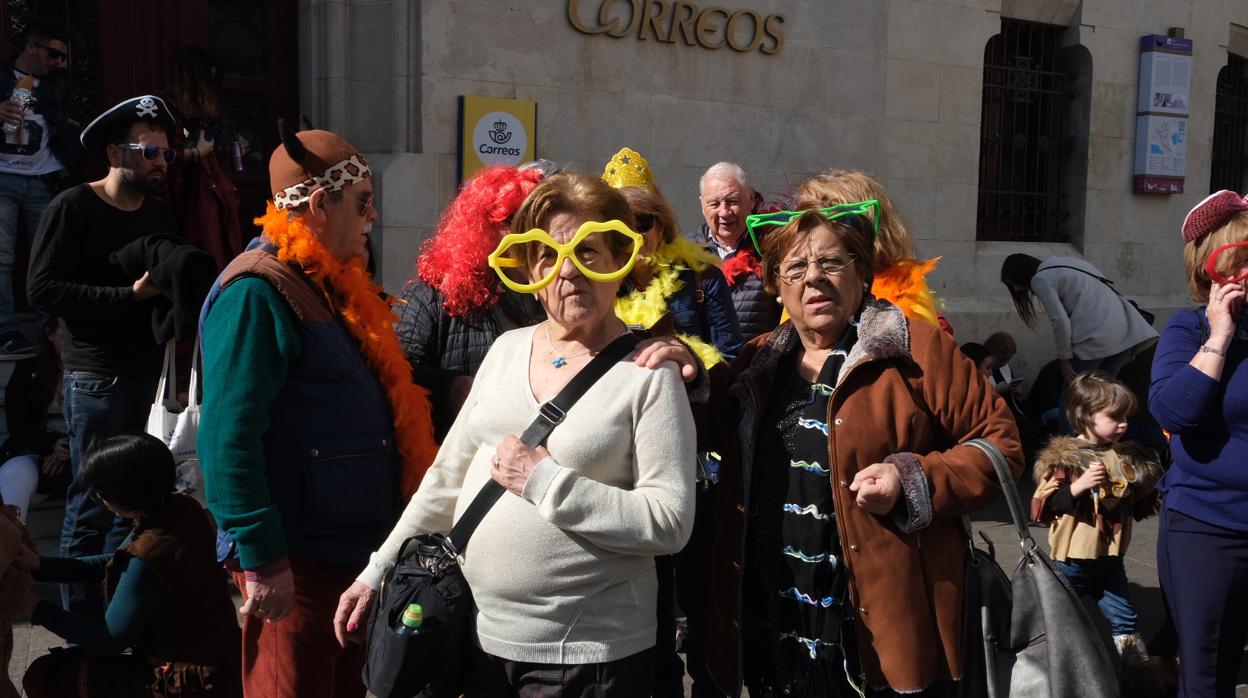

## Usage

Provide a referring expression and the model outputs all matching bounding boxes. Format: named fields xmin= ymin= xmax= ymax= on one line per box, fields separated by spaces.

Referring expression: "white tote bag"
xmin=144 ymin=339 xmax=204 ymax=502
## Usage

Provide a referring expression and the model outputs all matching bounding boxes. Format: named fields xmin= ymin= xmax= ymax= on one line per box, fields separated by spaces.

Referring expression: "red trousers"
xmin=232 ymin=555 xmax=365 ymax=698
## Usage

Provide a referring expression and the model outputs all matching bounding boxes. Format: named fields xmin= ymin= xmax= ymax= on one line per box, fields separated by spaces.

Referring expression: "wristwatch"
xmin=1198 ymin=345 xmax=1226 ymax=357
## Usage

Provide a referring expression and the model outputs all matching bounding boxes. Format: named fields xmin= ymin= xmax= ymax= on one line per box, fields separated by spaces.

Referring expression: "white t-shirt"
xmin=0 ymin=71 xmax=62 ymax=176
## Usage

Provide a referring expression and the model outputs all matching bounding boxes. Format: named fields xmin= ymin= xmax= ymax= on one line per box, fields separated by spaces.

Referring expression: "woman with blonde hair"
xmin=1150 ymin=190 xmax=1248 ymax=697
xmin=795 ymin=169 xmax=952 ymax=333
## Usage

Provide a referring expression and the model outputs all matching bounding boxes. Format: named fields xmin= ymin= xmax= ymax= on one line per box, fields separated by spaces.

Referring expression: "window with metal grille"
xmin=1211 ymin=53 xmax=1248 ymax=194
xmin=977 ymin=19 xmax=1070 ymax=242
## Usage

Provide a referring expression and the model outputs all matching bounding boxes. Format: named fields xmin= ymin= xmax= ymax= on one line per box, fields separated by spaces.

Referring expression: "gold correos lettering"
xmin=695 ymin=7 xmax=729 ymax=49
xmin=670 ymin=0 xmax=699 ymax=45
xmin=640 ymin=0 xmax=674 ymax=42
xmin=567 ymin=0 xmax=610 ymax=34
xmin=725 ymin=9 xmax=763 ymax=52
xmin=761 ymin=13 xmax=784 ymax=54
xmin=568 ymin=0 xmax=781 ymax=54
xmin=600 ymin=0 xmax=642 ymax=38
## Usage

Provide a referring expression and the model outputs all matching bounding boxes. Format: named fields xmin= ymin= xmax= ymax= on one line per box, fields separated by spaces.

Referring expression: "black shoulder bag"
xmin=363 ymin=332 xmax=640 ymax=698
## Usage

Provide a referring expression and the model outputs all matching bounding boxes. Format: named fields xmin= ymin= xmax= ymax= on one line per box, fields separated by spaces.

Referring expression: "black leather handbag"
xmin=363 ymin=333 xmax=640 ymax=698
xmin=956 ymin=439 xmax=1120 ymax=698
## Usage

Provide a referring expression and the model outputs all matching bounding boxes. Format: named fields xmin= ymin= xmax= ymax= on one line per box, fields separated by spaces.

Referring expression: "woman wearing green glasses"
xmin=698 ymin=205 xmax=1022 ymax=697
xmin=337 ymin=173 xmax=698 ymax=696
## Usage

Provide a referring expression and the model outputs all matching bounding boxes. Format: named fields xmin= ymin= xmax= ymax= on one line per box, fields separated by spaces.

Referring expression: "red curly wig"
xmin=416 ymin=166 xmax=544 ymax=317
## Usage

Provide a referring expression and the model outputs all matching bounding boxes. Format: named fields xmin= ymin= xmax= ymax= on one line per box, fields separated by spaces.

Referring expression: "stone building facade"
xmin=296 ymin=0 xmax=1248 ymax=380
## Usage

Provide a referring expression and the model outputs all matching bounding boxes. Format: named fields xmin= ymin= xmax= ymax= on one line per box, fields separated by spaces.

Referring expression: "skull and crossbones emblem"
xmin=135 ymin=97 xmax=158 ymax=118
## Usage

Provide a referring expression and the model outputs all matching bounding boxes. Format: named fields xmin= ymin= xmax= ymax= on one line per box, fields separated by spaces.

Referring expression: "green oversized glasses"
xmin=743 ymin=200 xmax=881 ymax=256
xmin=487 ymin=219 xmax=644 ymax=294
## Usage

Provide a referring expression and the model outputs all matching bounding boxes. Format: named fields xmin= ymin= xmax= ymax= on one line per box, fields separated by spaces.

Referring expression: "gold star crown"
xmin=601 ymin=147 xmax=654 ymax=191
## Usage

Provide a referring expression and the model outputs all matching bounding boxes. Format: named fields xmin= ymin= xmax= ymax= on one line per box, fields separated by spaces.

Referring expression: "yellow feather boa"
xmin=614 ymin=238 xmax=726 ymax=368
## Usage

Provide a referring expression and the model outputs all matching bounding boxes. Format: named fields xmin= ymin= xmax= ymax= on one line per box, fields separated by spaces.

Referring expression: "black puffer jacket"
xmin=686 ymin=223 xmax=780 ymax=340
xmin=394 ymin=279 xmax=545 ymax=439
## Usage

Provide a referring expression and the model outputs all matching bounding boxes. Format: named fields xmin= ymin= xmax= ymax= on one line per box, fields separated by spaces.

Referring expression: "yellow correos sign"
xmin=568 ymin=0 xmax=784 ymax=54
xmin=458 ymin=96 xmax=537 ymax=182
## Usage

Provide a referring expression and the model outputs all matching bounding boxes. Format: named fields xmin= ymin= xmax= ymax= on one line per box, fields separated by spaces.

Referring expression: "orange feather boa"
xmin=256 ymin=203 xmax=438 ymax=499
xmin=871 ymin=258 xmax=942 ymax=327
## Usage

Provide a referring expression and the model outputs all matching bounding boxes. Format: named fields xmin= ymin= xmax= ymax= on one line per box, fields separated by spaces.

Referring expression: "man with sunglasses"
xmin=198 ymin=121 xmax=431 ymax=698
xmin=26 ymin=95 xmax=178 ymax=618
xmin=0 ymin=21 xmax=82 ymax=354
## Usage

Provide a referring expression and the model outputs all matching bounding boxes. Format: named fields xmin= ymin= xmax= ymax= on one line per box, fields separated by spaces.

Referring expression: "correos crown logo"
xmin=474 ymin=111 xmax=526 ymax=164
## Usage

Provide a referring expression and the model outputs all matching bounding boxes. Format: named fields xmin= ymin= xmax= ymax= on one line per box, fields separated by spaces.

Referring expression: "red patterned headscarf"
xmin=1183 ymin=190 xmax=1248 ymax=243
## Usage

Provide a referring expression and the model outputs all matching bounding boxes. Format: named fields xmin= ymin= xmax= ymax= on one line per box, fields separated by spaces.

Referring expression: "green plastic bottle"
xmin=395 ymin=603 xmax=423 ymax=636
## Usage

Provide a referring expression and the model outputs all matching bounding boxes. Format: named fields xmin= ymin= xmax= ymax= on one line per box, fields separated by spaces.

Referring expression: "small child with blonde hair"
xmin=1031 ymin=371 xmax=1162 ymax=660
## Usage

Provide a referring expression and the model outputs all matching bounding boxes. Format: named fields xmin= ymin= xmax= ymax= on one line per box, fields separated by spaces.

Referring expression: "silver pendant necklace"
xmin=544 ymin=329 xmax=595 ymax=368
xmin=543 ymin=325 xmax=628 ymax=368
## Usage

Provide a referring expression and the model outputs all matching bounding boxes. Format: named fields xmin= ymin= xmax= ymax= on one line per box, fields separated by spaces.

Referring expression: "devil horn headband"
xmin=277 ymin=118 xmax=308 ymax=164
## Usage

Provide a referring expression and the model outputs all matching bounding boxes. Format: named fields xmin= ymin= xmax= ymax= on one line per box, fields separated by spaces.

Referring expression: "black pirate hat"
xmin=80 ymin=95 xmax=178 ymax=156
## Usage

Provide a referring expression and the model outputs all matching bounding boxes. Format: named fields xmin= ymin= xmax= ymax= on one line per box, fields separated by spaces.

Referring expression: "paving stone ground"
xmin=7 ymin=492 xmax=1246 ymax=697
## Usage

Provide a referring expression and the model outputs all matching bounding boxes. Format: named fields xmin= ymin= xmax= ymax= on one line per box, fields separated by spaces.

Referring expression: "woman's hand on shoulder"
xmin=849 ymin=462 xmax=902 ymax=515
xmin=634 ymin=336 xmax=699 ymax=382
xmin=1206 ymin=281 xmax=1244 ymax=349
xmin=491 ymin=435 xmax=551 ymax=497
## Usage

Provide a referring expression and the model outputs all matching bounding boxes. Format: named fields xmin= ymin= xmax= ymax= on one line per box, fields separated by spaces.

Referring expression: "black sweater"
xmin=27 ymin=184 xmax=177 ymax=377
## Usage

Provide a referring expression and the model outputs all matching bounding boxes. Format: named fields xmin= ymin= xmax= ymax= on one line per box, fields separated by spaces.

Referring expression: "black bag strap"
xmin=1037 ymin=264 xmax=1126 ymax=299
xmin=963 ymin=438 xmax=1038 ymax=553
xmin=444 ymin=332 xmax=641 ymax=554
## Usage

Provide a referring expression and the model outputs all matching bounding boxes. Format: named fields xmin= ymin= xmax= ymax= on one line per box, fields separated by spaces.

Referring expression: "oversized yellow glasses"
xmin=487 ymin=220 xmax=643 ymax=294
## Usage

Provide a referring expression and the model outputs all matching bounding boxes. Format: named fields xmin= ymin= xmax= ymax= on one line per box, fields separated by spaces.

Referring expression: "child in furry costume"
xmin=1031 ymin=372 xmax=1162 ymax=660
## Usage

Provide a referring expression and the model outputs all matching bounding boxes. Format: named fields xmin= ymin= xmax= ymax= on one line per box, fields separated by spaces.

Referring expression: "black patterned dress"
xmin=743 ymin=325 xmax=864 ymax=698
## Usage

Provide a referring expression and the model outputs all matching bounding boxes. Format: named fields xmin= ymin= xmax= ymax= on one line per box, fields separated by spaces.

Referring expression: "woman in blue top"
xmin=1149 ymin=190 xmax=1248 ymax=698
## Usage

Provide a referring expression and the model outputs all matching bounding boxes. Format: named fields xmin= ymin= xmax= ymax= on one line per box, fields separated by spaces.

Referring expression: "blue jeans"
xmin=60 ymin=370 xmax=156 ymax=617
xmin=1057 ymin=348 xmax=1136 ymax=435
xmin=1052 ymin=556 xmax=1138 ymax=636
xmin=0 ymin=172 xmax=52 ymax=334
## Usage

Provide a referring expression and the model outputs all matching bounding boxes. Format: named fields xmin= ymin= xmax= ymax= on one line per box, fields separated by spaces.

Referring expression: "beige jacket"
xmin=1031 ymin=436 xmax=1162 ymax=561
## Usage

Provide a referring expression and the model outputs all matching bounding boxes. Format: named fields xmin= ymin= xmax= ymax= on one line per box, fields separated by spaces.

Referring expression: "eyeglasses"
xmin=777 ymin=255 xmax=858 ymax=285
xmin=35 ymin=44 xmax=67 ymax=62
xmin=116 ymin=143 xmax=176 ymax=164
xmin=350 ymin=192 xmax=375 ymax=217
xmin=1204 ymin=241 xmax=1248 ymax=286
xmin=744 ymin=200 xmax=881 ymax=256
xmin=488 ymin=220 xmax=643 ymax=294
xmin=634 ymin=213 xmax=655 ymax=233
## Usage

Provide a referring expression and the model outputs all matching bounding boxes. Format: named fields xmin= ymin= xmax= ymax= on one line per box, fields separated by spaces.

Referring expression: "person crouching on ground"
xmin=1031 ymin=372 xmax=1161 ymax=660
xmin=19 ymin=433 xmax=241 ymax=697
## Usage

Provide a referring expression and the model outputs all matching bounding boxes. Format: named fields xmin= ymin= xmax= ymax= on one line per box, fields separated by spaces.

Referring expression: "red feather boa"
xmin=257 ymin=204 xmax=438 ymax=499
xmin=720 ymin=247 xmax=763 ymax=286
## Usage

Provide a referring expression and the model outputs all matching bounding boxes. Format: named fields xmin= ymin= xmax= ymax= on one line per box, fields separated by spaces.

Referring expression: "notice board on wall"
xmin=1133 ymin=35 xmax=1192 ymax=194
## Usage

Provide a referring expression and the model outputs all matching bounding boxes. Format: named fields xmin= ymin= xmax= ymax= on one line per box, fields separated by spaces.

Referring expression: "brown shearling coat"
xmin=699 ymin=299 xmax=1023 ymax=695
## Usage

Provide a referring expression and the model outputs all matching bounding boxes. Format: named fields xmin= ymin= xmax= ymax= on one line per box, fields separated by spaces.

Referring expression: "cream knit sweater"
xmin=357 ymin=326 xmax=697 ymax=664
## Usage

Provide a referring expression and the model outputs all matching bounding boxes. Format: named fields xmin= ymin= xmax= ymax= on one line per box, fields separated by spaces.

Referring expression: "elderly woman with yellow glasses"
xmin=335 ymin=173 xmax=698 ymax=696
xmin=697 ymin=200 xmax=1022 ymax=697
